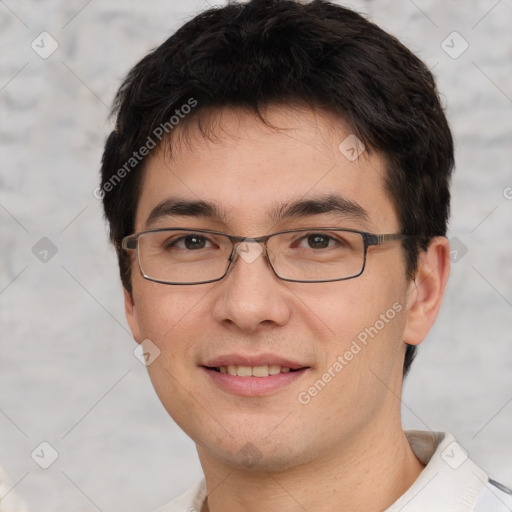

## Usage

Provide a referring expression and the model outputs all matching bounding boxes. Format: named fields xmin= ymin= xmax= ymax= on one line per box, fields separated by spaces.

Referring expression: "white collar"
xmin=385 ymin=430 xmax=488 ymax=511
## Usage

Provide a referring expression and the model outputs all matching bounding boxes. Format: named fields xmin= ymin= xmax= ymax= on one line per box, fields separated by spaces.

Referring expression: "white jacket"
xmin=155 ymin=431 xmax=512 ymax=512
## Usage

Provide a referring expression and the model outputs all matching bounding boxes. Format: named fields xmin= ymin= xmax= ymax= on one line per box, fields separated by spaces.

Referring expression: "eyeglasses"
xmin=122 ymin=228 xmax=409 ymax=285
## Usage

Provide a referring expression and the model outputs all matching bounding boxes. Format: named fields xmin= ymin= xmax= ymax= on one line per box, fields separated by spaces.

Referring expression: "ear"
xmin=403 ymin=237 xmax=450 ymax=346
xmin=124 ymin=287 xmax=143 ymax=344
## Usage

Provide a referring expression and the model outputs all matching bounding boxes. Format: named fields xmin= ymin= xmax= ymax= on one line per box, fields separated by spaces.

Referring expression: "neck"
xmin=198 ymin=425 xmax=425 ymax=512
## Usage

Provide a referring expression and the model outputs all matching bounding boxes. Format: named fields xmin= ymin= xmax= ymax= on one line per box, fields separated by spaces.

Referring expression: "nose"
xmin=211 ymin=239 xmax=292 ymax=333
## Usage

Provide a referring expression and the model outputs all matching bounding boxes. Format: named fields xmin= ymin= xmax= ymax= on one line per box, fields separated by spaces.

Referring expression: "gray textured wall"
xmin=0 ymin=1 xmax=511 ymax=511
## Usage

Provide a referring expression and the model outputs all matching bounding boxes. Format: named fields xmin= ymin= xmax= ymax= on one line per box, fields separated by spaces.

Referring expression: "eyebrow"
xmin=269 ymin=195 xmax=369 ymax=224
xmin=145 ymin=194 xmax=369 ymax=228
xmin=145 ymin=199 xmax=228 ymax=227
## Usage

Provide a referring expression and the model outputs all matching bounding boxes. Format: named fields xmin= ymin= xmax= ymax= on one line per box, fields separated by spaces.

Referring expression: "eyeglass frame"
xmin=122 ymin=227 xmax=411 ymax=285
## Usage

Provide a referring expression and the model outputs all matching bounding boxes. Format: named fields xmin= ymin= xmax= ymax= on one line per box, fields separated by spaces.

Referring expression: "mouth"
xmin=207 ymin=364 xmax=305 ymax=377
xmin=201 ymin=358 xmax=310 ymax=396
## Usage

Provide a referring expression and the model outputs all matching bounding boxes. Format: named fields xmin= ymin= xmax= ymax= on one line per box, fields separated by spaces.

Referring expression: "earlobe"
xmin=124 ymin=287 xmax=143 ymax=344
xmin=403 ymin=237 xmax=451 ymax=346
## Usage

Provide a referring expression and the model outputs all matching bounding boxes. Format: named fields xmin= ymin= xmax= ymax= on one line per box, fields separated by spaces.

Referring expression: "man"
xmin=99 ymin=1 xmax=512 ymax=510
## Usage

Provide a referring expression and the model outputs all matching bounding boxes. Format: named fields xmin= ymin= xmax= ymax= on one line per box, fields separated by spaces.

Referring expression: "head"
xmin=100 ymin=0 xmax=452 ymax=470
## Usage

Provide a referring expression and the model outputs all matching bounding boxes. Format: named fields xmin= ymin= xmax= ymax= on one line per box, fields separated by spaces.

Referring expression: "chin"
xmin=197 ymin=435 xmax=311 ymax=474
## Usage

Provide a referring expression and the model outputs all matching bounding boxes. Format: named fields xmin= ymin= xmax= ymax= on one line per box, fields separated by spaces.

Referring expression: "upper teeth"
xmin=218 ymin=365 xmax=291 ymax=377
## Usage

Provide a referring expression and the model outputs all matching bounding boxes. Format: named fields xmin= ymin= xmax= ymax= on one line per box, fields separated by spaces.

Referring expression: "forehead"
xmin=135 ymin=105 xmax=398 ymax=234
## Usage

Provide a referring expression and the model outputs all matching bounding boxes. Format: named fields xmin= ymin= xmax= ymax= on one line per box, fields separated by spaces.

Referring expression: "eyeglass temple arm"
xmin=368 ymin=233 xmax=409 ymax=246
xmin=122 ymin=236 xmax=137 ymax=250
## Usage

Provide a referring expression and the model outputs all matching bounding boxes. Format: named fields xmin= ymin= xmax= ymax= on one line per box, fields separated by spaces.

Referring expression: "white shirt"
xmin=155 ymin=431 xmax=512 ymax=512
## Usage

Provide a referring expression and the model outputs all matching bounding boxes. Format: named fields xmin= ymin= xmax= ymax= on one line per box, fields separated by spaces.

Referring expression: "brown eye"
xmin=183 ymin=235 xmax=207 ymax=250
xmin=306 ymin=233 xmax=331 ymax=249
xmin=164 ymin=234 xmax=212 ymax=250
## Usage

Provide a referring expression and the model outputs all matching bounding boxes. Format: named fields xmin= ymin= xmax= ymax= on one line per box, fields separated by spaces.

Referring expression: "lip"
xmin=203 ymin=354 xmax=306 ymax=370
xmin=201 ymin=353 xmax=310 ymax=397
xmin=202 ymin=367 xmax=309 ymax=396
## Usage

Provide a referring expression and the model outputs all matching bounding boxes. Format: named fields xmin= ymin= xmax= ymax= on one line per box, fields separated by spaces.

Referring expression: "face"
xmin=125 ymin=105 xmax=420 ymax=472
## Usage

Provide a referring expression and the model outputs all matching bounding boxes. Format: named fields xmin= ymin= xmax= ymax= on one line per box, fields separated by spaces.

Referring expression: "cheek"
xmin=135 ymin=286 xmax=209 ymax=423
xmin=132 ymin=280 xmax=207 ymax=353
xmin=296 ymin=285 xmax=408 ymax=424
xmin=297 ymin=270 xmax=409 ymax=380
xmin=295 ymin=273 xmax=404 ymax=336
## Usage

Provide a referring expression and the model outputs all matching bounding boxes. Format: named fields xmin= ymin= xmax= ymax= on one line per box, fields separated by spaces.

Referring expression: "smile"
xmin=211 ymin=364 xmax=298 ymax=377
xmin=203 ymin=365 xmax=309 ymax=397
